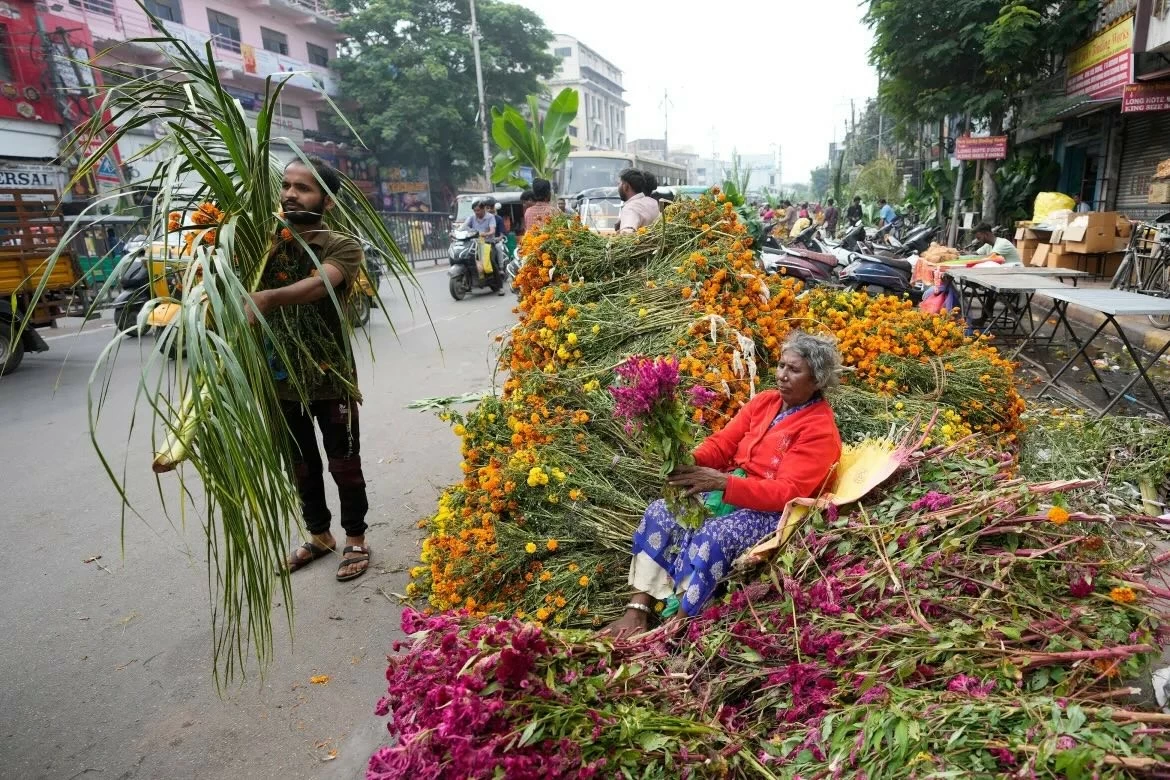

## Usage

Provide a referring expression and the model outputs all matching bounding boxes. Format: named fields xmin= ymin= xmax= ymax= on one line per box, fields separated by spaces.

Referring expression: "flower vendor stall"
xmin=374 ymin=191 xmax=1170 ymax=778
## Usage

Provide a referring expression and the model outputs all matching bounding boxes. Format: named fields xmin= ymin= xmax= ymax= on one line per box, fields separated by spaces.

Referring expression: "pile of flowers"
xmin=411 ymin=193 xmax=1029 ymax=624
xmin=376 ymin=448 xmax=1170 ymax=778
xmin=375 ymin=189 xmax=1170 ymax=777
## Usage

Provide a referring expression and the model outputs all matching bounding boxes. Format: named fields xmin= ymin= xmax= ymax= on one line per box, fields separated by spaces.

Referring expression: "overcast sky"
xmin=511 ymin=0 xmax=879 ymax=185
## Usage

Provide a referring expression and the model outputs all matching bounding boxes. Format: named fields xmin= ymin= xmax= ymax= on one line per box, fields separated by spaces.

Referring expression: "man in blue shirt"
xmin=878 ymin=198 xmax=897 ymax=227
xmin=462 ymin=199 xmax=505 ymax=295
xmin=464 ymin=199 xmax=497 ymax=236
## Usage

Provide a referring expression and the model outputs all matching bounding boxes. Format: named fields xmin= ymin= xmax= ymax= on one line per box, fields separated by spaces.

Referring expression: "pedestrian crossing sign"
xmin=97 ymin=155 xmax=118 ymax=181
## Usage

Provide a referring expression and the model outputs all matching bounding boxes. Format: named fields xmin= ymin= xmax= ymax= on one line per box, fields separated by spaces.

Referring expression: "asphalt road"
xmin=0 ymin=266 xmax=515 ymax=779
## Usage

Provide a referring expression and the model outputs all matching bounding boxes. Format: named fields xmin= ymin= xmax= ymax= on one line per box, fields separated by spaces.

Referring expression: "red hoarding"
xmin=955 ymin=136 xmax=1008 ymax=161
xmin=1122 ymin=82 xmax=1170 ymax=113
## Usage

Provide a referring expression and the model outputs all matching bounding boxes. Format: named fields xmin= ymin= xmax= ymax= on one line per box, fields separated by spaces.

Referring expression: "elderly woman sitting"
xmin=604 ymin=331 xmax=843 ymax=636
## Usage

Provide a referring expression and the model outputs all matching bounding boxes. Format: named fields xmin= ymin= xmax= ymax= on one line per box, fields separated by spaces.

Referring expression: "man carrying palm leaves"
xmin=247 ymin=157 xmax=371 ymax=582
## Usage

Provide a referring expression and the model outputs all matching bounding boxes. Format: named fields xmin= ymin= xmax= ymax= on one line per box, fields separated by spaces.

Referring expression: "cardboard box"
xmin=1046 ymin=250 xmax=1083 ymax=271
xmin=1030 ymin=242 xmax=1052 ymax=267
xmin=1014 ymin=227 xmax=1027 ymax=240
xmin=1150 ymin=180 xmax=1170 ymax=204
xmin=1117 ymin=215 xmax=1132 ymax=238
xmin=1017 ymin=238 xmax=1040 ymax=263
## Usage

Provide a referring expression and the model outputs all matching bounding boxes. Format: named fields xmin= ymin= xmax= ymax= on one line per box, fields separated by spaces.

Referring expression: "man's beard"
xmin=283 ymin=202 xmax=324 ymax=225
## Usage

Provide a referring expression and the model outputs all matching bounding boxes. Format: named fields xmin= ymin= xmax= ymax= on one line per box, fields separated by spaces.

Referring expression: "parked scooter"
xmin=840 ymin=250 xmax=926 ymax=303
xmin=112 ymin=235 xmax=183 ymax=337
xmin=448 ymin=228 xmax=503 ymax=300
xmin=760 ymin=223 xmax=846 ymax=287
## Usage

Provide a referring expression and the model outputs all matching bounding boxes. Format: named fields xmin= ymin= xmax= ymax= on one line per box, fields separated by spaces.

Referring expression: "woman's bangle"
xmin=624 ymin=601 xmax=654 ymax=616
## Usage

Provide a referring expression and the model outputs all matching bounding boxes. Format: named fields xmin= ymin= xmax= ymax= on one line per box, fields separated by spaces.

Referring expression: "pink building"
xmin=51 ymin=0 xmax=345 ymax=169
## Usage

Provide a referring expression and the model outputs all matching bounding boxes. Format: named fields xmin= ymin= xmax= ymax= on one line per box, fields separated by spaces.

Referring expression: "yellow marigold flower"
xmin=578 ymin=575 xmax=590 ymax=587
xmin=568 ymin=563 xmax=579 ymax=572
xmin=554 ymin=595 xmax=567 ymax=608
xmin=1110 ymin=586 xmax=1137 ymax=604
xmin=638 ymin=308 xmax=648 ymax=318
xmin=1047 ymin=506 xmax=1070 ymax=525
xmin=566 ymin=333 xmax=578 ymax=345
xmin=525 ymin=542 xmax=537 ymax=554
xmin=569 ymin=488 xmax=583 ymax=501
xmin=546 ymin=538 xmax=559 ymax=552
xmin=583 ymin=379 xmax=600 ymax=392
xmin=539 ymin=571 xmax=552 ymax=582
xmin=591 ymin=324 xmax=600 ymax=334
xmin=452 ymin=423 xmax=467 ymax=436
xmin=535 ymin=607 xmax=550 ymax=621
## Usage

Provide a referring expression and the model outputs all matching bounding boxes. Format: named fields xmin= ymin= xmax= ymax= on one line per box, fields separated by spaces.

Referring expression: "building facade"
xmin=1016 ymin=1 xmax=1170 ymax=223
xmin=546 ymin=34 xmax=626 ymax=152
xmin=0 ymin=0 xmax=347 ymax=206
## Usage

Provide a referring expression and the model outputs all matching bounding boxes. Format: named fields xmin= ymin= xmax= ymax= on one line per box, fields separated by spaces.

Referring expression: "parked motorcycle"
xmin=506 ymin=253 xmax=523 ymax=296
xmin=840 ymin=251 xmax=926 ymax=303
xmin=760 ymin=224 xmax=846 ymax=287
xmin=447 ymin=228 xmax=503 ymax=300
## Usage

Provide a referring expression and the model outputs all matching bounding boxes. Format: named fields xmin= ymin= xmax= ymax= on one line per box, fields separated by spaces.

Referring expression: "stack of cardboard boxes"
xmin=1014 ymin=212 xmax=1132 ymax=274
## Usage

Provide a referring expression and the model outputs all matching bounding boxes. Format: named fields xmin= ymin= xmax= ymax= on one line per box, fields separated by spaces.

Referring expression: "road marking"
xmin=41 ymin=323 xmax=116 ymax=342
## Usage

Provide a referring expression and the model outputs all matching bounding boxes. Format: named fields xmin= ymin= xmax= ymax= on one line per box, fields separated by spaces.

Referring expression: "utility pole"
xmin=659 ymin=88 xmax=672 ymax=158
xmin=468 ymin=0 xmax=492 ymax=186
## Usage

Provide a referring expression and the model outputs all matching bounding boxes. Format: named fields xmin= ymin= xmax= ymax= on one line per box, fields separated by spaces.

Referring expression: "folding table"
xmin=1014 ymin=288 xmax=1170 ymax=419
xmin=943 ymin=268 xmax=1087 ymax=339
xmin=952 ymin=273 xmax=1073 ymax=338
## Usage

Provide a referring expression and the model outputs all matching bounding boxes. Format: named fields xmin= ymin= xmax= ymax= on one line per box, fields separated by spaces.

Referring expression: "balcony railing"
xmin=57 ymin=1 xmax=340 ymax=96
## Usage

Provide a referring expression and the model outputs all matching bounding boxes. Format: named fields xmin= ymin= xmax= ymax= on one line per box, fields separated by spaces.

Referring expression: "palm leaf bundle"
xmin=26 ymin=11 xmax=419 ymax=682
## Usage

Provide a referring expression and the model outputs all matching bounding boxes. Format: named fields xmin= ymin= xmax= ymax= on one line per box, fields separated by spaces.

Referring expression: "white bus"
xmin=559 ymin=151 xmax=688 ymax=200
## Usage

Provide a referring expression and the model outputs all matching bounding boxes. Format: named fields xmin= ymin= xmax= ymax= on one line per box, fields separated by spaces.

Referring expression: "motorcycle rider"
xmin=464 ymin=199 xmax=506 ymax=295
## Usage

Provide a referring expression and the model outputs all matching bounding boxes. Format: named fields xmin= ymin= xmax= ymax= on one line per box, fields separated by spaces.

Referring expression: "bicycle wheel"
xmin=1109 ymin=249 xmax=1134 ymax=289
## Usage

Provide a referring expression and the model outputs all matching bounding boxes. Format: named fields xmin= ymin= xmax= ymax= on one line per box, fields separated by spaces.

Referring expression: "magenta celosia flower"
xmin=687 ymin=384 xmax=719 ymax=408
xmin=989 ymin=747 xmax=1016 ymax=767
xmin=1068 ymin=571 xmax=1094 ymax=598
xmin=609 ymin=355 xmax=680 ymax=421
xmin=910 ymin=491 xmax=955 ymax=512
xmin=946 ymin=673 xmax=996 ymax=699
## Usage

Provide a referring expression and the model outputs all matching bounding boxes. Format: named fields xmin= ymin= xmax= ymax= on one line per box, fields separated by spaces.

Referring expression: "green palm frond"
xmin=25 ymin=6 xmax=424 ymax=684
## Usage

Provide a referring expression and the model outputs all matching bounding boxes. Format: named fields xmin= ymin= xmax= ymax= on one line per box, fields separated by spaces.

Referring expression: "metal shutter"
xmin=1116 ymin=112 xmax=1170 ymax=221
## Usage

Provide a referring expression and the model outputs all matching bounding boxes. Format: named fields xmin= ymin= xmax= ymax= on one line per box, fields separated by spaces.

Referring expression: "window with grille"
xmin=306 ymin=43 xmax=329 ymax=67
xmin=206 ymin=9 xmax=241 ymax=53
xmin=261 ymin=28 xmax=289 ymax=55
xmin=278 ymin=103 xmax=302 ymax=120
xmin=144 ymin=0 xmax=182 ymax=23
xmin=68 ymin=0 xmax=115 ymax=16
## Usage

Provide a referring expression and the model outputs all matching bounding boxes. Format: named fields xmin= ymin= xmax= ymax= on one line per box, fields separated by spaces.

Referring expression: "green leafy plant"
xmin=491 ymin=88 xmax=579 ymax=191
xmin=853 ymin=156 xmax=904 ymax=203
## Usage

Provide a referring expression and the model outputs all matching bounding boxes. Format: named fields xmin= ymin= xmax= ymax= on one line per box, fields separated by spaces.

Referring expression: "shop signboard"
xmin=955 ymin=135 xmax=1008 ymax=161
xmin=380 ymin=167 xmax=432 ymax=211
xmin=1121 ymin=81 xmax=1170 ymax=113
xmin=0 ymin=164 xmax=65 ymax=192
xmin=1066 ymin=15 xmax=1133 ymax=99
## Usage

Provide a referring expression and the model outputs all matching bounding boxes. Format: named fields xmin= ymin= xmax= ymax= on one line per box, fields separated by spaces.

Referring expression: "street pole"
xmin=468 ymin=0 xmax=492 ymax=187
xmin=948 ymin=114 xmax=969 ymax=248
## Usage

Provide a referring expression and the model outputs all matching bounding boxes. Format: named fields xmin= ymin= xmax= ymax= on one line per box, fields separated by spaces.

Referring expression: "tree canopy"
xmin=331 ymin=0 xmax=559 ymax=197
xmin=865 ymin=0 xmax=1096 ymax=126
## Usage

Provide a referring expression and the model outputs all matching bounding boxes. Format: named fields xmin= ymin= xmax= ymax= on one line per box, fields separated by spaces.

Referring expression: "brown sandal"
xmin=336 ymin=545 xmax=370 ymax=582
xmin=282 ymin=541 xmax=336 ymax=574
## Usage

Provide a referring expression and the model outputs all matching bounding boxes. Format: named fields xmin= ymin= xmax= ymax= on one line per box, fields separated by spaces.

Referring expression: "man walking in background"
xmin=878 ymin=198 xmax=897 ymax=228
xmin=823 ymin=198 xmax=839 ymax=236
xmin=846 ymin=195 xmax=863 ymax=225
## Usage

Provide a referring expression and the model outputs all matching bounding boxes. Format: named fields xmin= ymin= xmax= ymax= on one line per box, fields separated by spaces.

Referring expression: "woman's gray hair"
xmin=781 ymin=330 xmax=843 ymax=392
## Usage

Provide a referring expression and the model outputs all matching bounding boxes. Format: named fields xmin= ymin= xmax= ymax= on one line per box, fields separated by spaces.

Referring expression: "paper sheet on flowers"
xmin=372 ymin=192 xmax=1170 ymax=778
